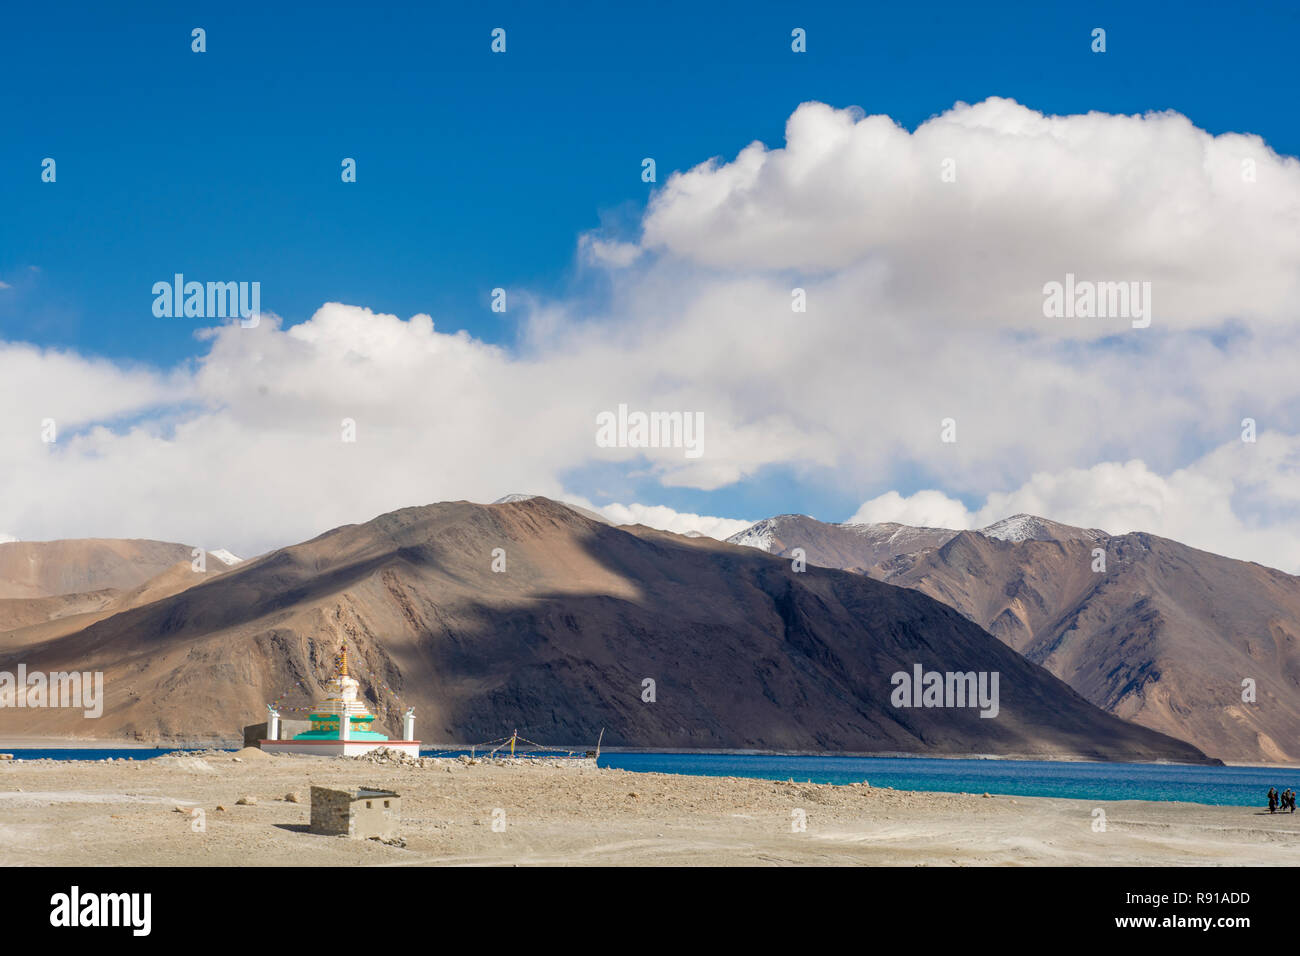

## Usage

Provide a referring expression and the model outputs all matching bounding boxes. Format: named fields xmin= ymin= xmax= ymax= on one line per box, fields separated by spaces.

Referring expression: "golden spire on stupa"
xmin=337 ymin=644 xmax=350 ymax=677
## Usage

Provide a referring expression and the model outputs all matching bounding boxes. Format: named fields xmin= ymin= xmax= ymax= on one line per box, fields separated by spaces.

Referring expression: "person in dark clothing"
xmin=1268 ymin=787 xmax=1278 ymax=812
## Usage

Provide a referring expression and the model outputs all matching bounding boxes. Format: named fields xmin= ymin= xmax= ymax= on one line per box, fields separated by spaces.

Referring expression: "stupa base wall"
xmin=257 ymin=740 xmax=421 ymax=758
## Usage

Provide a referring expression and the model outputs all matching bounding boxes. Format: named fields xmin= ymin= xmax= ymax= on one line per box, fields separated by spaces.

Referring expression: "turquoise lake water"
xmin=6 ymin=748 xmax=1300 ymax=807
xmin=596 ymin=753 xmax=1300 ymax=808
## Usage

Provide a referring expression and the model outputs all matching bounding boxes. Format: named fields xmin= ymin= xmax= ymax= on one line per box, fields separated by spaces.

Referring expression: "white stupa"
xmin=259 ymin=645 xmax=420 ymax=758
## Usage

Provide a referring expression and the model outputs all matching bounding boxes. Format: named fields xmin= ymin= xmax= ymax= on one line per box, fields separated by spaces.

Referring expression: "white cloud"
xmin=579 ymin=235 xmax=642 ymax=268
xmin=586 ymin=500 xmax=753 ymax=540
xmin=0 ymin=305 xmax=759 ymax=555
xmin=642 ymin=98 xmax=1300 ymax=334
xmin=848 ymin=490 xmax=974 ymax=530
xmin=0 ymin=342 xmax=182 ymax=437
xmin=1 ymin=98 xmax=1298 ymax=572
xmin=847 ymin=434 xmax=1300 ymax=572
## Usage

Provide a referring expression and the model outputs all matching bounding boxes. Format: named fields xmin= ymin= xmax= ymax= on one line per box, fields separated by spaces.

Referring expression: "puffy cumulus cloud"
xmin=0 ymin=308 xmax=540 ymax=553
xmin=0 ymin=342 xmax=184 ymax=440
xmin=3 ymin=98 xmax=1299 ymax=570
xmin=846 ymin=434 xmax=1300 ymax=572
xmin=586 ymin=500 xmax=753 ymax=540
xmin=541 ymin=251 xmax=1299 ymax=500
xmin=0 ymin=304 xmax=770 ymax=555
xmin=976 ymin=436 xmax=1300 ymax=571
xmin=847 ymin=490 xmax=975 ymax=530
xmin=642 ymin=98 xmax=1300 ymax=334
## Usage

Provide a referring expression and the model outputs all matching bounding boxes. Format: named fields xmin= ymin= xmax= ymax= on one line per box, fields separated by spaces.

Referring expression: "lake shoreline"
xmin=0 ymin=736 xmax=1240 ymax=766
xmin=3 ymin=746 xmax=1295 ymax=807
xmin=0 ymin=751 xmax=1294 ymax=866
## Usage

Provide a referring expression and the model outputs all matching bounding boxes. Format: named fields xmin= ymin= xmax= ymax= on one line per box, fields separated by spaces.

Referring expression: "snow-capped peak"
xmin=977 ymin=514 xmax=1106 ymax=544
xmin=726 ymin=517 xmax=788 ymax=551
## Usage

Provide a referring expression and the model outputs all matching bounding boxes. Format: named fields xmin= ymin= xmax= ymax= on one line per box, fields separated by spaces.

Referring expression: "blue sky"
xmin=2 ymin=1 xmax=1299 ymax=558
xmin=6 ymin=0 xmax=1296 ymax=365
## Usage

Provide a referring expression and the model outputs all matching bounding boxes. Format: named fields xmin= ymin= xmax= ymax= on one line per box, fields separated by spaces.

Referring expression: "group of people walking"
xmin=1268 ymin=787 xmax=1295 ymax=812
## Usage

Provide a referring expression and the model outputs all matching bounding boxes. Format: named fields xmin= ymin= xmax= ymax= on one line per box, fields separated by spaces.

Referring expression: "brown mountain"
xmin=0 ymin=539 xmax=201 ymax=601
xmin=0 ymin=499 xmax=1211 ymax=763
xmin=0 ymin=542 xmax=238 ymax=655
xmin=729 ymin=513 xmax=1300 ymax=763
xmin=727 ymin=515 xmax=960 ymax=573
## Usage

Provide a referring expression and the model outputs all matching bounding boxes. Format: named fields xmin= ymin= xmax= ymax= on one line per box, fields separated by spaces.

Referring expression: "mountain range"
xmin=0 ymin=499 xmax=1213 ymax=763
xmin=726 ymin=513 xmax=1300 ymax=762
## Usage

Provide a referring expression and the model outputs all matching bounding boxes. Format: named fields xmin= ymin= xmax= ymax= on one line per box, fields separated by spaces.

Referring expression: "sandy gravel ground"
xmin=0 ymin=750 xmax=1297 ymax=866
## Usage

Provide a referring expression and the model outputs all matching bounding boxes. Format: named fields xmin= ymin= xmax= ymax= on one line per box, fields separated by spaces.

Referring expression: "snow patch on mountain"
xmin=842 ymin=521 xmax=958 ymax=549
xmin=207 ymin=549 xmax=242 ymax=566
xmin=726 ymin=517 xmax=785 ymax=551
xmin=977 ymin=514 xmax=1107 ymax=543
xmin=979 ymin=515 xmax=1049 ymax=542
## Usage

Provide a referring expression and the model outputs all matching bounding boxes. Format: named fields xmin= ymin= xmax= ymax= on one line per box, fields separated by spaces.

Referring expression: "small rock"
xmin=232 ymin=757 xmax=243 ymax=763
xmin=982 ymin=792 xmax=991 ymax=798
xmin=216 ymin=805 xmax=227 ymax=812
xmin=285 ymin=791 xmax=303 ymax=803
xmin=235 ymin=795 xmax=257 ymax=806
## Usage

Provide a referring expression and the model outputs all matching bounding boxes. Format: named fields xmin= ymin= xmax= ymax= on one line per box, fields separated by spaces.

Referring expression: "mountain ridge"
xmin=0 ymin=498 xmax=1213 ymax=764
xmin=726 ymin=511 xmax=1300 ymax=761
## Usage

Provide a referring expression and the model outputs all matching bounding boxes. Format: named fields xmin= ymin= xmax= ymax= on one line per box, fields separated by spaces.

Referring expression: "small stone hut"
xmin=309 ymin=785 xmax=401 ymax=840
